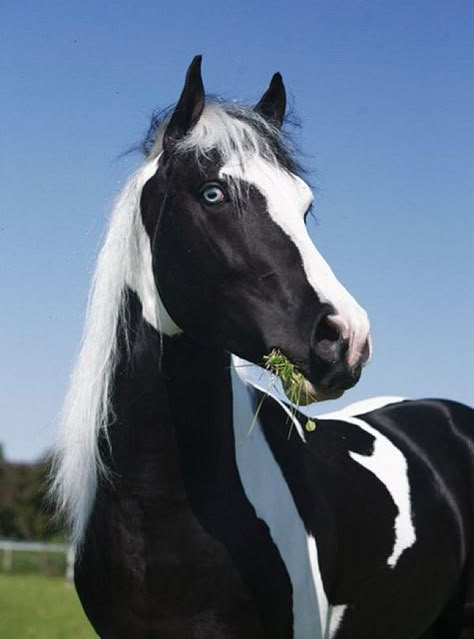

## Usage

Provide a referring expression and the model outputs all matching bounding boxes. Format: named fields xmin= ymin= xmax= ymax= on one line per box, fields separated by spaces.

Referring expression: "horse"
xmin=52 ymin=56 xmax=474 ymax=638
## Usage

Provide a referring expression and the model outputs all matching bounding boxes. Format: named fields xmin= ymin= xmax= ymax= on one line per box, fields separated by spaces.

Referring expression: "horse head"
xmin=141 ymin=56 xmax=371 ymax=402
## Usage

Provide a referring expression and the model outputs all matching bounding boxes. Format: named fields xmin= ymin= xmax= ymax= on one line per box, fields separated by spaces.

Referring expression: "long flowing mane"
xmin=51 ymin=101 xmax=300 ymax=545
xmin=51 ymin=157 xmax=161 ymax=546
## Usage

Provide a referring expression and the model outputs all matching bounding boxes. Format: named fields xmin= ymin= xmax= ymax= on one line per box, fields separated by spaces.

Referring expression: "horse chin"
xmin=281 ymin=377 xmax=345 ymax=405
xmin=311 ymin=386 xmax=345 ymax=402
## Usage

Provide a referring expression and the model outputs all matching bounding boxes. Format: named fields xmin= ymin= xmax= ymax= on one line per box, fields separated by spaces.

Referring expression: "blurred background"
xmin=0 ymin=0 xmax=472 ymax=636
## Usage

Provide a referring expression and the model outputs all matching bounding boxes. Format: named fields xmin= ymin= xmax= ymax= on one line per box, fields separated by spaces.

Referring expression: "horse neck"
xmin=103 ymin=290 xmax=234 ymax=489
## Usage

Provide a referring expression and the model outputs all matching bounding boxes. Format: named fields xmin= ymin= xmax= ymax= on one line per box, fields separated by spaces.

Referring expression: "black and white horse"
xmin=52 ymin=57 xmax=474 ymax=638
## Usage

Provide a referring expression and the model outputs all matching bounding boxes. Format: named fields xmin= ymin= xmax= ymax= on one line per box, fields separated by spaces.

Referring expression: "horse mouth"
xmin=264 ymin=348 xmax=344 ymax=406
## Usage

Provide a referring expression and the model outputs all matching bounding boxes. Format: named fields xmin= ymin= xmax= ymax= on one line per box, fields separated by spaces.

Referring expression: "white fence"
xmin=0 ymin=539 xmax=74 ymax=581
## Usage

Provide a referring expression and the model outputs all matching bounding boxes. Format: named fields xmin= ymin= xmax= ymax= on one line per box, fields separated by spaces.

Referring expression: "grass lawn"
xmin=0 ymin=574 xmax=95 ymax=638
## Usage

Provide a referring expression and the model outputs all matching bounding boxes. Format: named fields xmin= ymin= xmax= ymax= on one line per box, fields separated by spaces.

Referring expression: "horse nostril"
xmin=315 ymin=315 xmax=340 ymax=343
xmin=360 ymin=335 xmax=372 ymax=365
xmin=310 ymin=312 xmax=367 ymax=395
xmin=311 ymin=314 xmax=345 ymax=365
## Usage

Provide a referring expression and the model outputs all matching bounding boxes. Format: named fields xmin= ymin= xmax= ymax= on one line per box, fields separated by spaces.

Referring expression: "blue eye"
xmin=200 ymin=183 xmax=226 ymax=206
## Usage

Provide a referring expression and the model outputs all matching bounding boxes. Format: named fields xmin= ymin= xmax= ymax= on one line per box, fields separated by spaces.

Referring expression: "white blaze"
xmin=221 ymin=157 xmax=371 ymax=367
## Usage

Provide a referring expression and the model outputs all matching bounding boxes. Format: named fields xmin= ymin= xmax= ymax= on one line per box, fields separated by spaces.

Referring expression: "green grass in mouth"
xmin=263 ymin=349 xmax=318 ymax=432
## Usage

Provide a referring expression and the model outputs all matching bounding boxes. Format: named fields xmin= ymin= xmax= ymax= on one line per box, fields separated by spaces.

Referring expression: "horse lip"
xmin=313 ymin=387 xmax=345 ymax=401
xmin=280 ymin=377 xmax=345 ymax=405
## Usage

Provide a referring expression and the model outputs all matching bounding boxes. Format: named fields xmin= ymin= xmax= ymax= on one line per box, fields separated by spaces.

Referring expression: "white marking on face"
xmin=232 ymin=355 xmax=326 ymax=639
xmin=221 ymin=156 xmax=371 ymax=368
xmin=318 ymin=410 xmax=416 ymax=568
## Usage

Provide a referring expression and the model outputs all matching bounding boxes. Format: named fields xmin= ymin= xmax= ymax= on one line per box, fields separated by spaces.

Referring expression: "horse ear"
xmin=255 ymin=72 xmax=286 ymax=128
xmin=163 ymin=55 xmax=205 ymax=152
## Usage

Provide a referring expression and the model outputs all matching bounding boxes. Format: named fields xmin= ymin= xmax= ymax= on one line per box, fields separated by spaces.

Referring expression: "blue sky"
xmin=1 ymin=0 xmax=473 ymax=461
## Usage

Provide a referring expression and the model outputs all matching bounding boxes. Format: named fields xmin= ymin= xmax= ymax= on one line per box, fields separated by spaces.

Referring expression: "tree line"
xmin=0 ymin=445 xmax=63 ymax=541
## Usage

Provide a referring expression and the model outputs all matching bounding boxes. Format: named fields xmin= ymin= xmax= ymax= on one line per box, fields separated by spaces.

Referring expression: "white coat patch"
xmin=233 ymin=356 xmax=415 ymax=571
xmin=232 ymin=356 xmax=327 ymax=638
xmin=328 ymin=604 xmax=347 ymax=638
xmin=317 ymin=402 xmax=416 ymax=568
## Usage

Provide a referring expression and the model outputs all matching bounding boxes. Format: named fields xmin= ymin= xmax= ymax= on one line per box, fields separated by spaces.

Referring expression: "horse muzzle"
xmin=308 ymin=311 xmax=371 ymax=400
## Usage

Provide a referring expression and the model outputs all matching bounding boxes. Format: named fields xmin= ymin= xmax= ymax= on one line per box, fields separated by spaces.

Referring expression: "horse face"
xmin=141 ymin=57 xmax=371 ymax=402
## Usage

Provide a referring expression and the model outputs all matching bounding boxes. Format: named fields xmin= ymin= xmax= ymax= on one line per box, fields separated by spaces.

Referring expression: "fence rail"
xmin=0 ymin=539 xmax=74 ymax=581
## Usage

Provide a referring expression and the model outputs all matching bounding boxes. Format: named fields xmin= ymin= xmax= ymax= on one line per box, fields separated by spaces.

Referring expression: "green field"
xmin=0 ymin=574 xmax=95 ymax=638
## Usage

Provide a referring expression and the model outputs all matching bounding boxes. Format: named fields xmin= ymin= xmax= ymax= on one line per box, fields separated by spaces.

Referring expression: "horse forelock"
xmin=145 ymin=101 xmax=302 ymax=177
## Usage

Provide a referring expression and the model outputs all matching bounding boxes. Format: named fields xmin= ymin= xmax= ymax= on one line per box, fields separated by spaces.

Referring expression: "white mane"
xmin=51 ymin=103 xmax=294 ymax=545
xmin=51 ymin=155 xmax=179 ymax=546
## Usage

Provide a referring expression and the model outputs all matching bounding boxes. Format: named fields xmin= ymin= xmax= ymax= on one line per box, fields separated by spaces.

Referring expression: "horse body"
xmin=74 ymin=297 xmax=474 ymax=638
xmin=54 ymin=57 xmax=474 ymax=638
xmin=251 ymin=393 xmax=474 ymax=638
